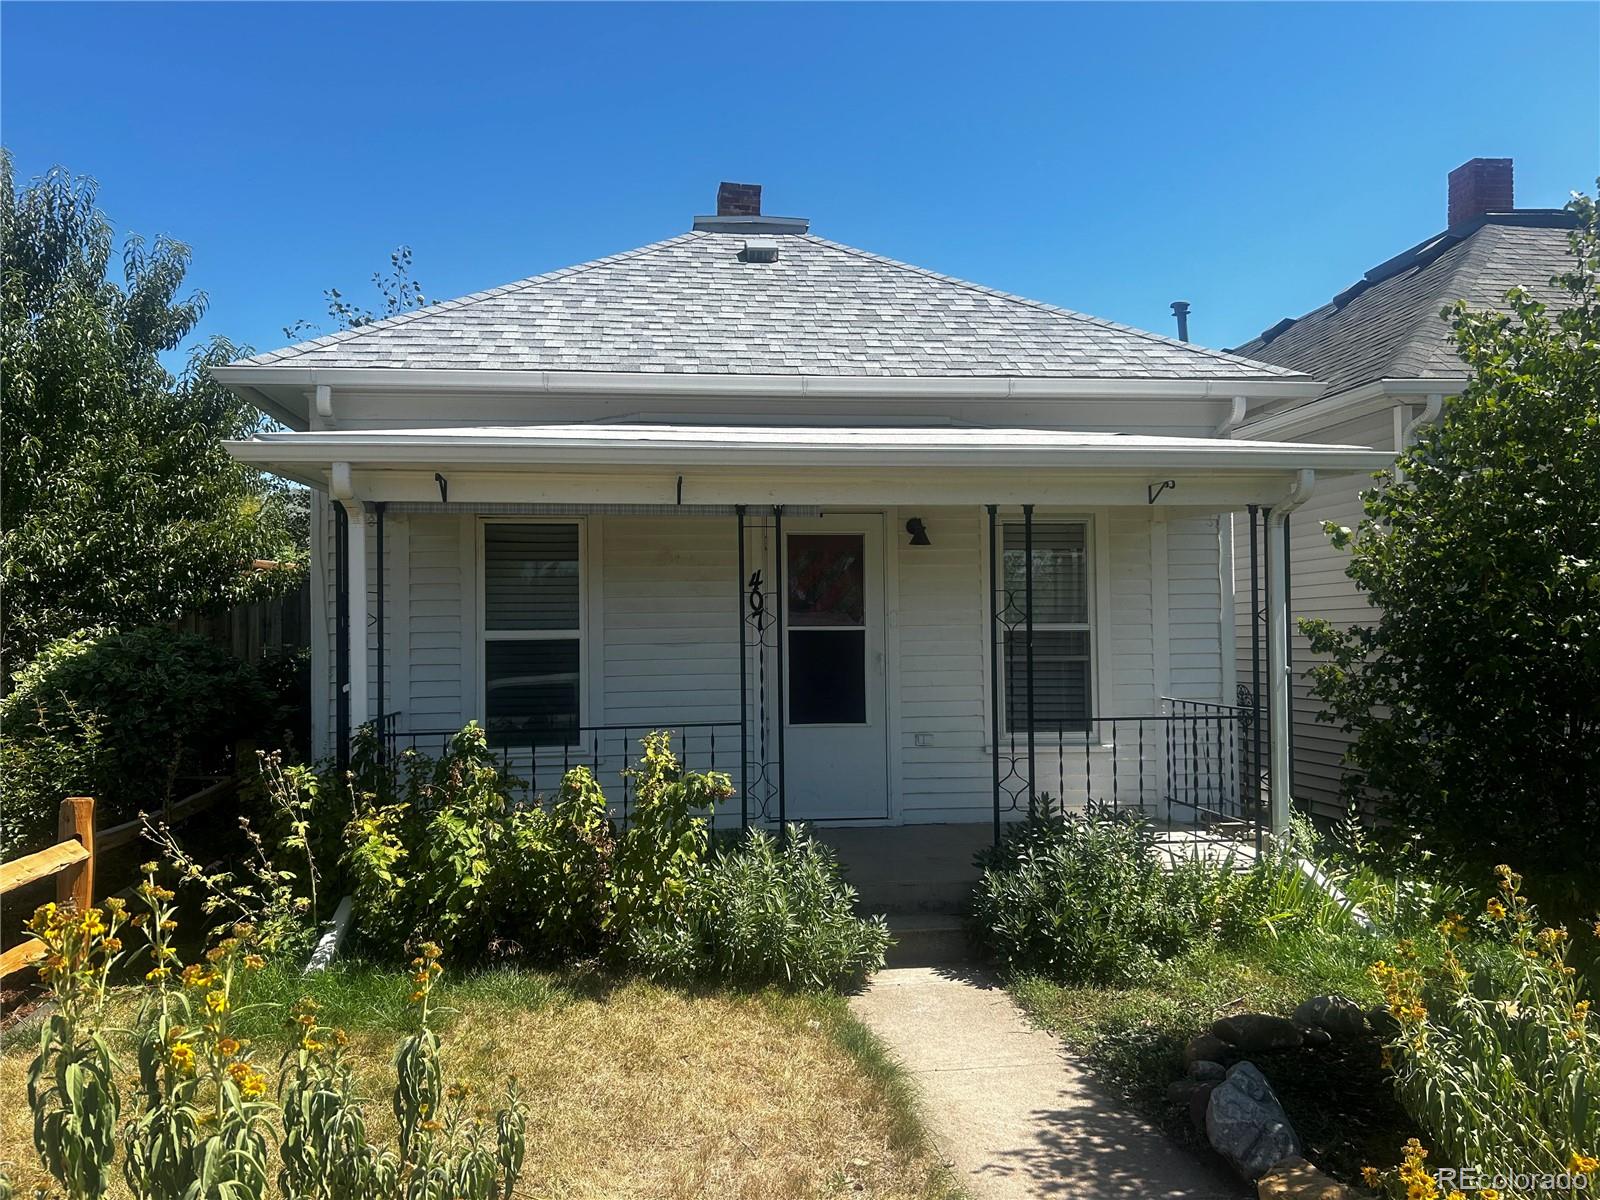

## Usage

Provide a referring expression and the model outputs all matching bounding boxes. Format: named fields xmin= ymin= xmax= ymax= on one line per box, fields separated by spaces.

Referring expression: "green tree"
xmin=1304 ymin=188 xmax=1600 ymax=869
xmin=0 ymin=153 xmax=301 ymax=673
xmin=283 ymin=244 xmax=426 ymax=341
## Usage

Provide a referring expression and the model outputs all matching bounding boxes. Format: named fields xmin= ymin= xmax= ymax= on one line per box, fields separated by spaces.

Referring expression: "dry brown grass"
xmin=0 ymin=974 xmax=955 ymax=1200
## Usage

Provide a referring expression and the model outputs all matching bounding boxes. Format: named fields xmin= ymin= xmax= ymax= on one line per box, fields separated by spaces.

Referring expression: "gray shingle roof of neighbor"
xmin=1229 ymin=212 xmax=1579 ymax=399
xmin=233 ymin=231 xmax=1299 ymax=380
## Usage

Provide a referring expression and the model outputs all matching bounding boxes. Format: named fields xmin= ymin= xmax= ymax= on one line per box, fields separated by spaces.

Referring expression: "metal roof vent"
xmin=739 ymin=238 xmax=780 ymax=264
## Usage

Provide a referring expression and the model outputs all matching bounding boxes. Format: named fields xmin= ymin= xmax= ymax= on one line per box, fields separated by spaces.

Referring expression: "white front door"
xmin=781 ymin=515 xmax=890 ymax=820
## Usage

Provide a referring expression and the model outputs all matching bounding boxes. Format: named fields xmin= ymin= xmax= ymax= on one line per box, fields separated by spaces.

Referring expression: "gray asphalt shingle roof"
xmin=1230 ymin=213 xmax=1578 ymax=398
xmin=234 ymin=231 xmax=1297 ymax=380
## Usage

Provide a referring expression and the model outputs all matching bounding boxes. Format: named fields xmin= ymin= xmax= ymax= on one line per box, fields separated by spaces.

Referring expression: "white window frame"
xmin=998 ymin=516 xmax=1096 ymax=739
xmin=477 ymin=516 xmax=587 ymax=742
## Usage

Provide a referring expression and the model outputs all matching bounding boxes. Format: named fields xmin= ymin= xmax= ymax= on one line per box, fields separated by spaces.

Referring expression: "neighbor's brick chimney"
xmin=1447 ymin=158 xmax=1513 ymax=227
xmin=716 ymin=181 xmax=762 ymax=217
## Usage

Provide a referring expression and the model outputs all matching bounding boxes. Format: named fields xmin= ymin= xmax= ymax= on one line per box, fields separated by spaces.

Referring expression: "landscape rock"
xmin=1257 ymin=1155 xmax=1358 ymax=1199
xmin=1212 ymin=1013 xmax=1305 ymax=1054
xmin=1188 ymin=1081 xmax=1219 ymax=1137
xmin=1206 ymin=1061 xmax=1301 ymax=1180
xmin=1185 ymin=1033 xmax=1233 ymax=1065
xmin=1167 ymin=1078 xmax=1203 ymax=1104
xmin=1294 ymin=1022 xmax=1333 ymax=1049
xmin=1366 ymin=1006 xmax=1401 ymax=1039
xmin=1187 ymin=1059 xmax=1227 ymax=1082
xmin=1293 ymin=995 xmax=1367 ymax=1040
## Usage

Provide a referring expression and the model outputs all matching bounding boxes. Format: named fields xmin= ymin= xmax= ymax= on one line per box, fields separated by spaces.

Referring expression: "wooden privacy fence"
xmin=0 ymin=775 xmax=238 ymax=980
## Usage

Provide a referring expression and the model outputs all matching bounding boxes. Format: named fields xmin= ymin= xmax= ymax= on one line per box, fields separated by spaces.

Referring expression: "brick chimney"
xmin=1447 ymin=158 xmax=1513 ymax=228
xmin=716 ymin=181 xmax=762 ymax=217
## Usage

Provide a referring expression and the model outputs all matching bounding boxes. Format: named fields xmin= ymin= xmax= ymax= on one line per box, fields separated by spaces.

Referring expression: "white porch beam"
xmin=1266 ymin=469 xmax=1315 ymax=835
xmin=338 ymin=467 xmax=1334 ymax=511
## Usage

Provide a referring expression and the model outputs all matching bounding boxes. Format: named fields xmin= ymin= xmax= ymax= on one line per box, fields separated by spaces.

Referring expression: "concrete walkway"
xmin=850 ymin=967 xmax=1245 ymax=1200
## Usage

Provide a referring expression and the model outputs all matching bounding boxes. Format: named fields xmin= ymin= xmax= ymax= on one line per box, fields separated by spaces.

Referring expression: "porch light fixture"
xmin=905 ymin=517 xmax=931 ymax=546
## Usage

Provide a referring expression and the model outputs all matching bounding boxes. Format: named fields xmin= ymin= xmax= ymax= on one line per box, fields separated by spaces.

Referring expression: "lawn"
xmin=0 ymin=962 xmax=958 ymax=1200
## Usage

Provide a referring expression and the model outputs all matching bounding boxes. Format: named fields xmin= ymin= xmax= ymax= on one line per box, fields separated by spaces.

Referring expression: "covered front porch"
xmin=228 ymin=422 xmax=1391 ymax=844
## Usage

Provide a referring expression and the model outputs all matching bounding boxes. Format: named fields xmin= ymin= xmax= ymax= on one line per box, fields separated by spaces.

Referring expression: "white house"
xmin=218 ymin=183 xmax=1388 ymax=841
xmin=1226 ymin=158 xmax=1579 ymax=818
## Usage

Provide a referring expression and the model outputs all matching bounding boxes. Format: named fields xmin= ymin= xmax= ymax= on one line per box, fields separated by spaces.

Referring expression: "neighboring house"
xmin=217 ymin=183 xmax=1387 ymax=839
xmin=1227 ymin=158 xmax=1579 ymax=818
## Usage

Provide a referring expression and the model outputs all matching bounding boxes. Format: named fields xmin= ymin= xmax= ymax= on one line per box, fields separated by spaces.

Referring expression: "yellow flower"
xmin=1439 ymin=912 xmax=1468 ymax=940
xmin=205 ymin=989 xmax=228 ymax=1014
xmin=1480 ymin=1190 xmax=1500 ymax=1200
xmin=169 ymin=1042 xmax=196 ymax=1074
xmin=227 ymin=1061 xmax=268 ymax=1100
xmin=217 ymin=1037 xmax=241 ymax=1058
xmin=243 ymin=953 xmax=265 ymax=970
xmin=1486 ymin=897 xmax=1508 ymax=920
xmin=1569 ymin=1151 xmax=1599 ymax=1176
xmin=146 ymin=966 xmax=170 ymax=982
xmin=1360 ymin=1166 xmax=1382 ymax=1188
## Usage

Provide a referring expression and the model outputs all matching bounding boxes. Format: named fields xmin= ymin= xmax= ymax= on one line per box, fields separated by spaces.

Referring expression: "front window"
xmin=1002 ymin=521 xmax=1092 ymax=733
xmin=482 ymin=522 xmax=581 ymax=746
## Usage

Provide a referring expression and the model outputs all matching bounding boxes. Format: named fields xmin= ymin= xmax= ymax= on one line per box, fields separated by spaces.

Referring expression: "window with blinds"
xmin=482 ymin=522 xmax=581 ymax=746
xmin=1002 ymin=522 xmax=1092 ymax=733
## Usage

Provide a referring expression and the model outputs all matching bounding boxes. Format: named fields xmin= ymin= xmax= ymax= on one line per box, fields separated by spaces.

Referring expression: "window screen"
xmin=483 ymin=523 xmax=581 ymax=746
xmin=1002 ymin=522 xmax=1092 ymax=732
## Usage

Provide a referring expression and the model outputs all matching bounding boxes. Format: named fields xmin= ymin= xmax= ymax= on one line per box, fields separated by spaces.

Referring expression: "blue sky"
xmin=3 ymin=1 xmax=1596 ymax=361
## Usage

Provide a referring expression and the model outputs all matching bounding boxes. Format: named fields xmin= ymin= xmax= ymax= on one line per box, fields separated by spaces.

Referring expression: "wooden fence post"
xmin=57 ymin=796 xmax=94 ymax=911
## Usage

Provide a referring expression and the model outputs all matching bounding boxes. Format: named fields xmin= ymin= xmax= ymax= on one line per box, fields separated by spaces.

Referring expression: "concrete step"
xmin=853 ymin=877 xmax=974 ymax=916
xmin=884 ymin=914 xmax=974 ymax=967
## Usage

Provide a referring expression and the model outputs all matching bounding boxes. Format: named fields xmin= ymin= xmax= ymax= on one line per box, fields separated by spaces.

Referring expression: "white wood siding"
xmin=600 ymin=516 xmax=740 ymax=727
xmin=895 ymin=507 xmax=989 ymax=821
xmin=403 ymin=514 xmax=468 ymax=733
xmin=315 ymin=505 xmax=1227 ymax=824
xmin=1233 ymin=409 xmax=1394 ymax=818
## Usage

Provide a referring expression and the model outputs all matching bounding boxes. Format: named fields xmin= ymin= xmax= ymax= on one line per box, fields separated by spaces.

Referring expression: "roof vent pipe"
xmin=1171 ymin=301 xmax=1191 ymax=342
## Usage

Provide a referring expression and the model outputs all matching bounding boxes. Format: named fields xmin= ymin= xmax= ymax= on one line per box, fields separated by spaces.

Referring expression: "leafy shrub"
xmin=971 ymin=806 xmax=1375 ymax=985
xmin=630 ymin=826 xmax=891 ymax=990
xmin=973 ymin=807 xmax=1209 ymax=985
xmin=338 ymin=727 xmax=883 ymax=990
xmin=1302 ymin=190 xmax=1600 ymax=872
xmin=1366 ymin=865 xmax=1599 ymax=1192
xmin=0 ymin=626 xmax=277 ymax=854
xmin=10 ymin=871 xmax=526 ymax=1200
xmin=343 ymin=725 xmax=734 ymax=966
xmin=344 ymin=725 xmax=528 ymax=960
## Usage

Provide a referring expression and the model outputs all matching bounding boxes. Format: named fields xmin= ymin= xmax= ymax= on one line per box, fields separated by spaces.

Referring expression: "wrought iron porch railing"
xmin=377 ymin=715 xmax=753 ymax=826
xmin=992 ymin=698 xmax=1263 ymax=850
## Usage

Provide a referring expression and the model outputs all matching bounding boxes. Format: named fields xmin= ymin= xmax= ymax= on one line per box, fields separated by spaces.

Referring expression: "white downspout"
xmin=1266 ymin=467 xmax=1315 ymax=836
xmin=330 ymin=462 xmax=368 ymax=733
xmin=1393 ymin=394 xmax=1443 ymax=484
xmin=1215 ymin=398 xmax=1249 ymax=712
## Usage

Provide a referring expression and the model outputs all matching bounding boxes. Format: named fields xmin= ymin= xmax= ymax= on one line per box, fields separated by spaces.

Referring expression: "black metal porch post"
xmin=374 ymin=502 xmax=386 ymax=744
xmin=736 ymin=505 xmax=749 ymax=832
xmin=987 ymin=504 xmax=1001 ymax=845
xmin=334 ymin=500 xmax=351 ymax=771
xmin=1257 ymin=506 xmax=1271 ymax=850
xmin=1023 ymin=504 xmax=1036 ymax=816
xmin=1248 ymin=504 xmax=1263 ymax=853
xmin=773 ymin=504 xmax=786 ymax=832
xmin=1283 ymin=512 xmax=1296 ymax=815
